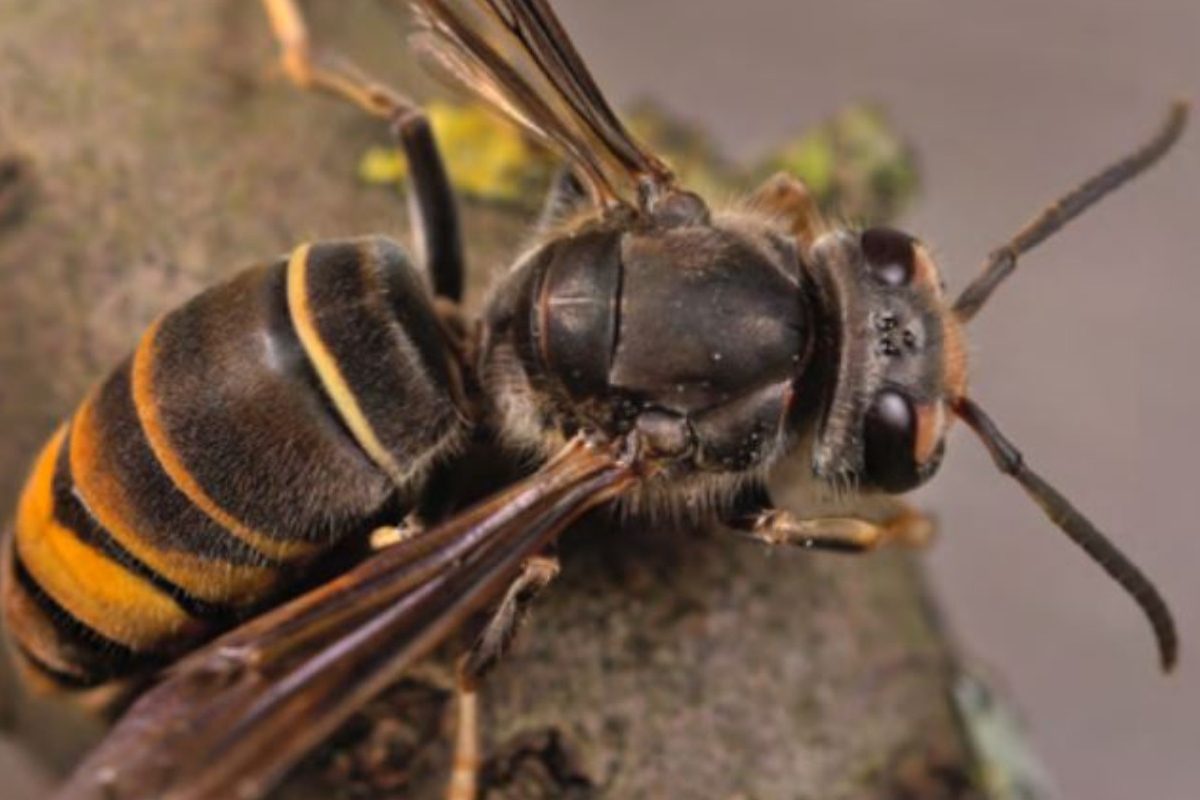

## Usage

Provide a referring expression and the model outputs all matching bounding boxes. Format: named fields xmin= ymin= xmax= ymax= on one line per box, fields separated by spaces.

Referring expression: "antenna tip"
xmin=1151 ymin=602 xmax=1179 ymax=674
xmin=1166 ymin=99 xmax=1190 ymax=129
xmin=1160 ymin=637 xmax=1179 ymax=674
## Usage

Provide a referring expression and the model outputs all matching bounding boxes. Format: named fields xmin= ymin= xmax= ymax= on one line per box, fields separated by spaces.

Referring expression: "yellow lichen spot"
xmin=626 ymin=102 xmax=726 ymax=199
xmin=756 ymin=104 xmax=919 ymax=224
xmin=355 ymin=99 xmax=919 ymax=223
xmin=768 ymin=133 xmax=837 ymax=197
xmin=358 ymin=101 xmax=553 ymax=204
xmin=358 ymin=146 xmax=407 ymax=186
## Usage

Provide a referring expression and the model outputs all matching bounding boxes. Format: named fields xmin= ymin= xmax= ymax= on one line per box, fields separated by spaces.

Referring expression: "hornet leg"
xmin=724 ymin=484 xmax=934 ymax=553
xmin=746 ymin=172 xmax=829 ymax=250
xmin=261 ymin=0 xmax=464 ymax=301
xmin=447 ymin=553 xmax=561 ymax=800
xmin=368 ymin=513 xmax=426 ymax=551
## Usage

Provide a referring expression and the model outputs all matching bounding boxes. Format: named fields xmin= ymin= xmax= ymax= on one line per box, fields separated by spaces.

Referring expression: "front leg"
xmin=724 ymin=484 xmax=933 ymax=553
xmin=747 ymin=172 xmax=829 ymax=250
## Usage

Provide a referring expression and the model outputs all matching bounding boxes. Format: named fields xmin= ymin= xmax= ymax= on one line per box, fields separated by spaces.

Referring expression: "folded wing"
xmin=55 ymin=437 xmax=635 ymax=800
xmin=412 ymin=0 xmax=674 ymax=207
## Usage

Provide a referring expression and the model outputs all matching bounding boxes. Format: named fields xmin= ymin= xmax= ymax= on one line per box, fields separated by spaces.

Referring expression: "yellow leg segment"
xmin=742 ymin=501 xmax=934 ymax=552
xmin=260 ymin=0 xmax=418 ymax=119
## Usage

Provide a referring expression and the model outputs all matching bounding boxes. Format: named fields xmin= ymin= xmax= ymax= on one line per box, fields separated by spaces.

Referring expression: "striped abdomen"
xmin=2 ymin=237 xmax=466 ymax=692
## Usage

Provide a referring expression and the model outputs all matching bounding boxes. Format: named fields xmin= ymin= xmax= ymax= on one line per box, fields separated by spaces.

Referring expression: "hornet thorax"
xmin=479 ymin=205 xmax=825 ymax=480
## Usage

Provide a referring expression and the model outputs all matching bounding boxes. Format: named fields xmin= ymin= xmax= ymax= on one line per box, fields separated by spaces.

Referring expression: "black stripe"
xmin=9 ymin=639 xmax=121 ymax=691
xmin=303 ymin=238 xmax=462 ymax=472
xmin=374 ymin=238 xmax=462 ymax=404
xmin=53 ymin=432 xmax=239 ymax=624
xmin=11 ymin=554 xmax=167 ymax=685
xmin=87 ymin=357 xmax=281 ymax=568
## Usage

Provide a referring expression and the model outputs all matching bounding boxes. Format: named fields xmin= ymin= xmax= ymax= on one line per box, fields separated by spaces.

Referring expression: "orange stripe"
xmin=913 ymin=401 xmax=946 ymax=466
xmin=14 ymin=427 xmax=200 ymax=651
xmin=913 ymin=243 xmax=941 ymax=294
xmin=940 ymin=309 xmax=969 ymax=402
xmin=2 ymin=520 xmax=90 ymax=683
xmin=286 ymin=244 xmax=407 ymax=485
xmin=129 ymin=318 xmax=320 ymax=563
xmin=70 ymin=386 xmax=281 ymax=605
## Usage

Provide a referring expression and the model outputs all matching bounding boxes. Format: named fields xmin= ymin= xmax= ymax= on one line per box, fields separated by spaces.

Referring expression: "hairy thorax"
xmin=477 ymin=208 xmax=824 ymax=521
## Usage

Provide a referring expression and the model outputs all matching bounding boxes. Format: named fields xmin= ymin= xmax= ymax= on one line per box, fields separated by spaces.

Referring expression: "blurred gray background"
xmin=550 ymin=1 xmax=1198 ymax=798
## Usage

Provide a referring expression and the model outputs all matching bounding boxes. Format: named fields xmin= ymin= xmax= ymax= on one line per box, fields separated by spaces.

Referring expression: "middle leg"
xmin=446 ymin=552 xmax=561 ymax=800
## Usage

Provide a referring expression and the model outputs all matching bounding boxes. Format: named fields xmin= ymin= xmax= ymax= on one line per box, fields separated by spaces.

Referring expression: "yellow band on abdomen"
xmin=286 ymin=243 xmax=406 ymax=484
xmin=14 ymin=427 xmax=200 ymax=652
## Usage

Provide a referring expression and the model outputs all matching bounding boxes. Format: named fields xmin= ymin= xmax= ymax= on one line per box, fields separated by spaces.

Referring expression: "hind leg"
xmin=261 ymin=0 xmax=464 ymax=301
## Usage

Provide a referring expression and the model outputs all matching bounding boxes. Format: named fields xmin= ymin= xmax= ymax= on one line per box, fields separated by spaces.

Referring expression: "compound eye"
xmin=861 ymin=227 xmax=915 ymax=287
xmin=862 ymin=389 xmax=922 ymax=492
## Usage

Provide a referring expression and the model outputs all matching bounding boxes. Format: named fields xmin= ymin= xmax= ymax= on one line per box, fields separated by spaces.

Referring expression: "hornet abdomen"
xmin=2 ymin=237 xmax=465 ymax=690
